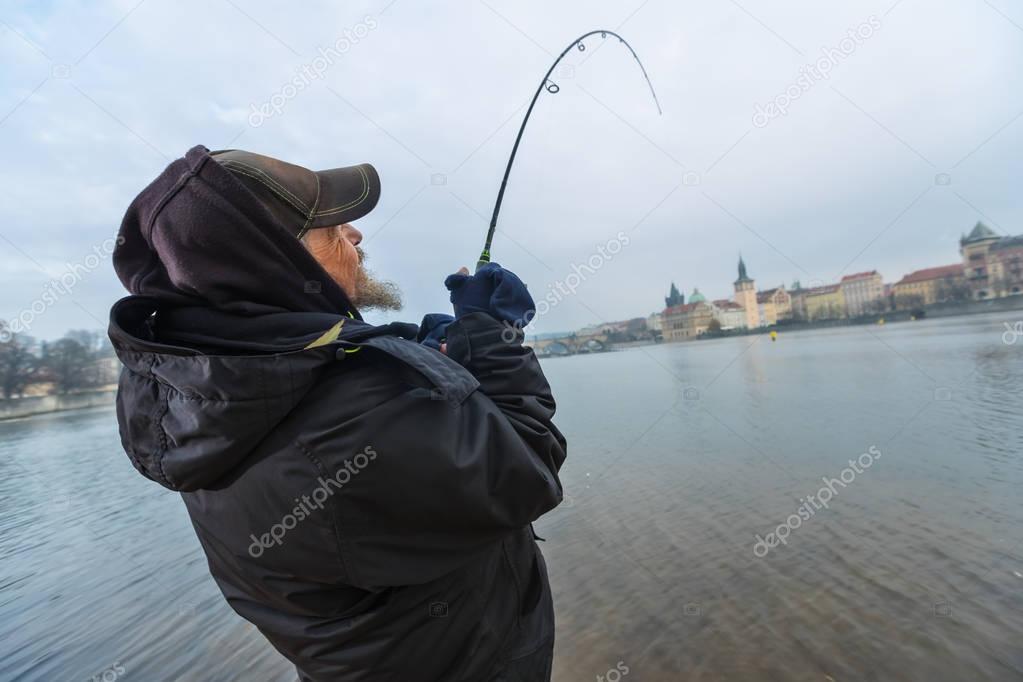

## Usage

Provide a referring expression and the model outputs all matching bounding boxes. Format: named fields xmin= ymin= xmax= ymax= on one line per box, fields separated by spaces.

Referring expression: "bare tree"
xmin=0 ymin=324 xmax=40 ymax=399
xmin=894 ymin=294 xmax=924 ymax=311
xmin=41 ymin=337 xmax=92 ymax=394
xmin=936 ymin=278 xmax=971 ymax=302
xmin=865 ymin=298 xmax=890 ymax=315
xmin=64 ymin=329 xmax=116 ymax=386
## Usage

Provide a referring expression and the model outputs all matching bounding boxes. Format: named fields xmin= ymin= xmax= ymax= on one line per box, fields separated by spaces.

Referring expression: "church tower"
xmin=733 ymin=255 xmax=760 ymax=328
xmin=664 ymin=282 xmax=684 ymax=308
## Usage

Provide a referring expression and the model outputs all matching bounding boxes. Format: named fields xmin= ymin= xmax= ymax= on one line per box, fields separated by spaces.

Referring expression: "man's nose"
xmin=341 ymin=224 xmax=363 ymax=246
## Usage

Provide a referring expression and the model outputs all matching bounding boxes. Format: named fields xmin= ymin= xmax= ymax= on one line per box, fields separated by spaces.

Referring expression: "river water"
xmin=2 ymin=313 xmax=1021 ymax=681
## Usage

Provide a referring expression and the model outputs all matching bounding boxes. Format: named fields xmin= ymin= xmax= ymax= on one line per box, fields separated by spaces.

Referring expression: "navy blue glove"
xmin=444 ymin=263 xmax=535 ymax=325
xmin=417 ymin=313 xmax=454 ymax=351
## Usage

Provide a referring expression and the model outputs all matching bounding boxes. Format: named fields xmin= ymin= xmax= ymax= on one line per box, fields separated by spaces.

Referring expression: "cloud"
xmin=0 ymin=0 xmax=1021 ymax=338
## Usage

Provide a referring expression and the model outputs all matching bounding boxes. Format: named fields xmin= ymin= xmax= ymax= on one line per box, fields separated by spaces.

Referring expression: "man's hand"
xmin=444 ymin=263 xmax=535 ymax=326
xmin=418 ymin=312 xmax=454 ymax=353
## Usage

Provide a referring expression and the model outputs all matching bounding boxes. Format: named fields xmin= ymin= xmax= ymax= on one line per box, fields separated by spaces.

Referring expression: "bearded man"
xmin=108 ymin=146 xmax=566 ymax=681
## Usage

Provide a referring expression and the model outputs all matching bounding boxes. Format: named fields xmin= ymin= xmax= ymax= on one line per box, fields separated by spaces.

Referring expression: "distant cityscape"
xmin=530 ymin=221 xmax=1023 ymax=354
xmin=3 ymin=221 xmax=1021 ymax=371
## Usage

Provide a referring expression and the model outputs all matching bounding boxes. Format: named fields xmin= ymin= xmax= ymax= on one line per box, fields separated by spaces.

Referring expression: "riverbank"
xmin=0 ymin=388 xmax=116 ymax=421
xmin=698 ymin=294 xmax=1023 ymax=341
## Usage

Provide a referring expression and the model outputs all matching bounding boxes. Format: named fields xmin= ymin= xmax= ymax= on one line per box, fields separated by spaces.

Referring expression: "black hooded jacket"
xmin=108 ymin=146 xmax=567 ymax=681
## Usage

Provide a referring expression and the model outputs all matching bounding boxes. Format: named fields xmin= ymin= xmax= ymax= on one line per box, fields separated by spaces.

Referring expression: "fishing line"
xmin=476 ymin=30 xmax=662 ymax=271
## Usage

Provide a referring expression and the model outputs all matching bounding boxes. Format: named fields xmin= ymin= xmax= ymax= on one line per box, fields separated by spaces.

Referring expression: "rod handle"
xmin=475 ymin=249 xmax=491 ymax=273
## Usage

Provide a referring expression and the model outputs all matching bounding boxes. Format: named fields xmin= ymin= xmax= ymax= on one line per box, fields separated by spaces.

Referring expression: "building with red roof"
xmin=839 ymin=270 xmax=884 ymax=317
xmin=892 ymin=264 xmax=965 ymax=307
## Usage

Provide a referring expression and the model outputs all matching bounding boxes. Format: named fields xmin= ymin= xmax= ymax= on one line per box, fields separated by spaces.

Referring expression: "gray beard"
xmin=353 ymin=247 xmax=403 ymax=311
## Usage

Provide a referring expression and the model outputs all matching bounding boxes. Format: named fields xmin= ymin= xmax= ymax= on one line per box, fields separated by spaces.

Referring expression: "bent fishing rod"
xmin=476 ymin=30 xmax=662 ymax=271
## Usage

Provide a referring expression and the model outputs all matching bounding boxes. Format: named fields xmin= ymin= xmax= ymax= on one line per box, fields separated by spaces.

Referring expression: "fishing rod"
xmin=476 ymin=30 xmax=662 ymax=271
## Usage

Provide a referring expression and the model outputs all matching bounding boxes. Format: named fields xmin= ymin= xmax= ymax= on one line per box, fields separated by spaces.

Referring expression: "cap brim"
xmin=306 ymin=163 xmax=381 ymax=231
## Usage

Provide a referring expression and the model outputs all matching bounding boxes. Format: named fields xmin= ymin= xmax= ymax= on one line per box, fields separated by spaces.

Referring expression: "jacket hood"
xmin=113 ymin=144 xmax=359 ymax=319
xmin=109 ymin=145 xmax=377 ymax=491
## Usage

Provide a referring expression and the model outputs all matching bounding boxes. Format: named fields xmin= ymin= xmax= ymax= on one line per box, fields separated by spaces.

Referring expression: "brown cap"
xmin=210 ymin=149 xmax=381 ymax=238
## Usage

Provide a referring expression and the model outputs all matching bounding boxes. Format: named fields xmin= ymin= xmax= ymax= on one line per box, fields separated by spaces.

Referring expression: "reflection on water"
xmin=2 ymin=313 xmax=1021 ymax=681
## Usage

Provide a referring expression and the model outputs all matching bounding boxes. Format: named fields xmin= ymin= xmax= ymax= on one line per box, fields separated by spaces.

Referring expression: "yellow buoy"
xmin=769 ymin=330 xmax=777 ymax=342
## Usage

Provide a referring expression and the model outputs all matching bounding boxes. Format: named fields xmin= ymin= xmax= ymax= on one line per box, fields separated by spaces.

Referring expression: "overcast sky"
xmin=1 ymin=0 xmax=1021 ymax=339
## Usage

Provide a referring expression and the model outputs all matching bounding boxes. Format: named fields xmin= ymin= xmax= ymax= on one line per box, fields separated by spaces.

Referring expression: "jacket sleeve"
xmin=444 ymin=311 xmax=568 ymax=491
xmin=314 ymin=313 xmax=567 ymax=589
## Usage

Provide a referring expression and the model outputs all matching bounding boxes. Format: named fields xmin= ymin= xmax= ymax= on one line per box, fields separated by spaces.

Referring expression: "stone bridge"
xmin=527 ymin=333 xmax=609 ymax=357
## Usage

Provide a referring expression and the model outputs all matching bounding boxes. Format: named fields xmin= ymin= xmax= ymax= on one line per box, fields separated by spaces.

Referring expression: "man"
xmin=109 ymin=145 xmax=566 ymax=681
